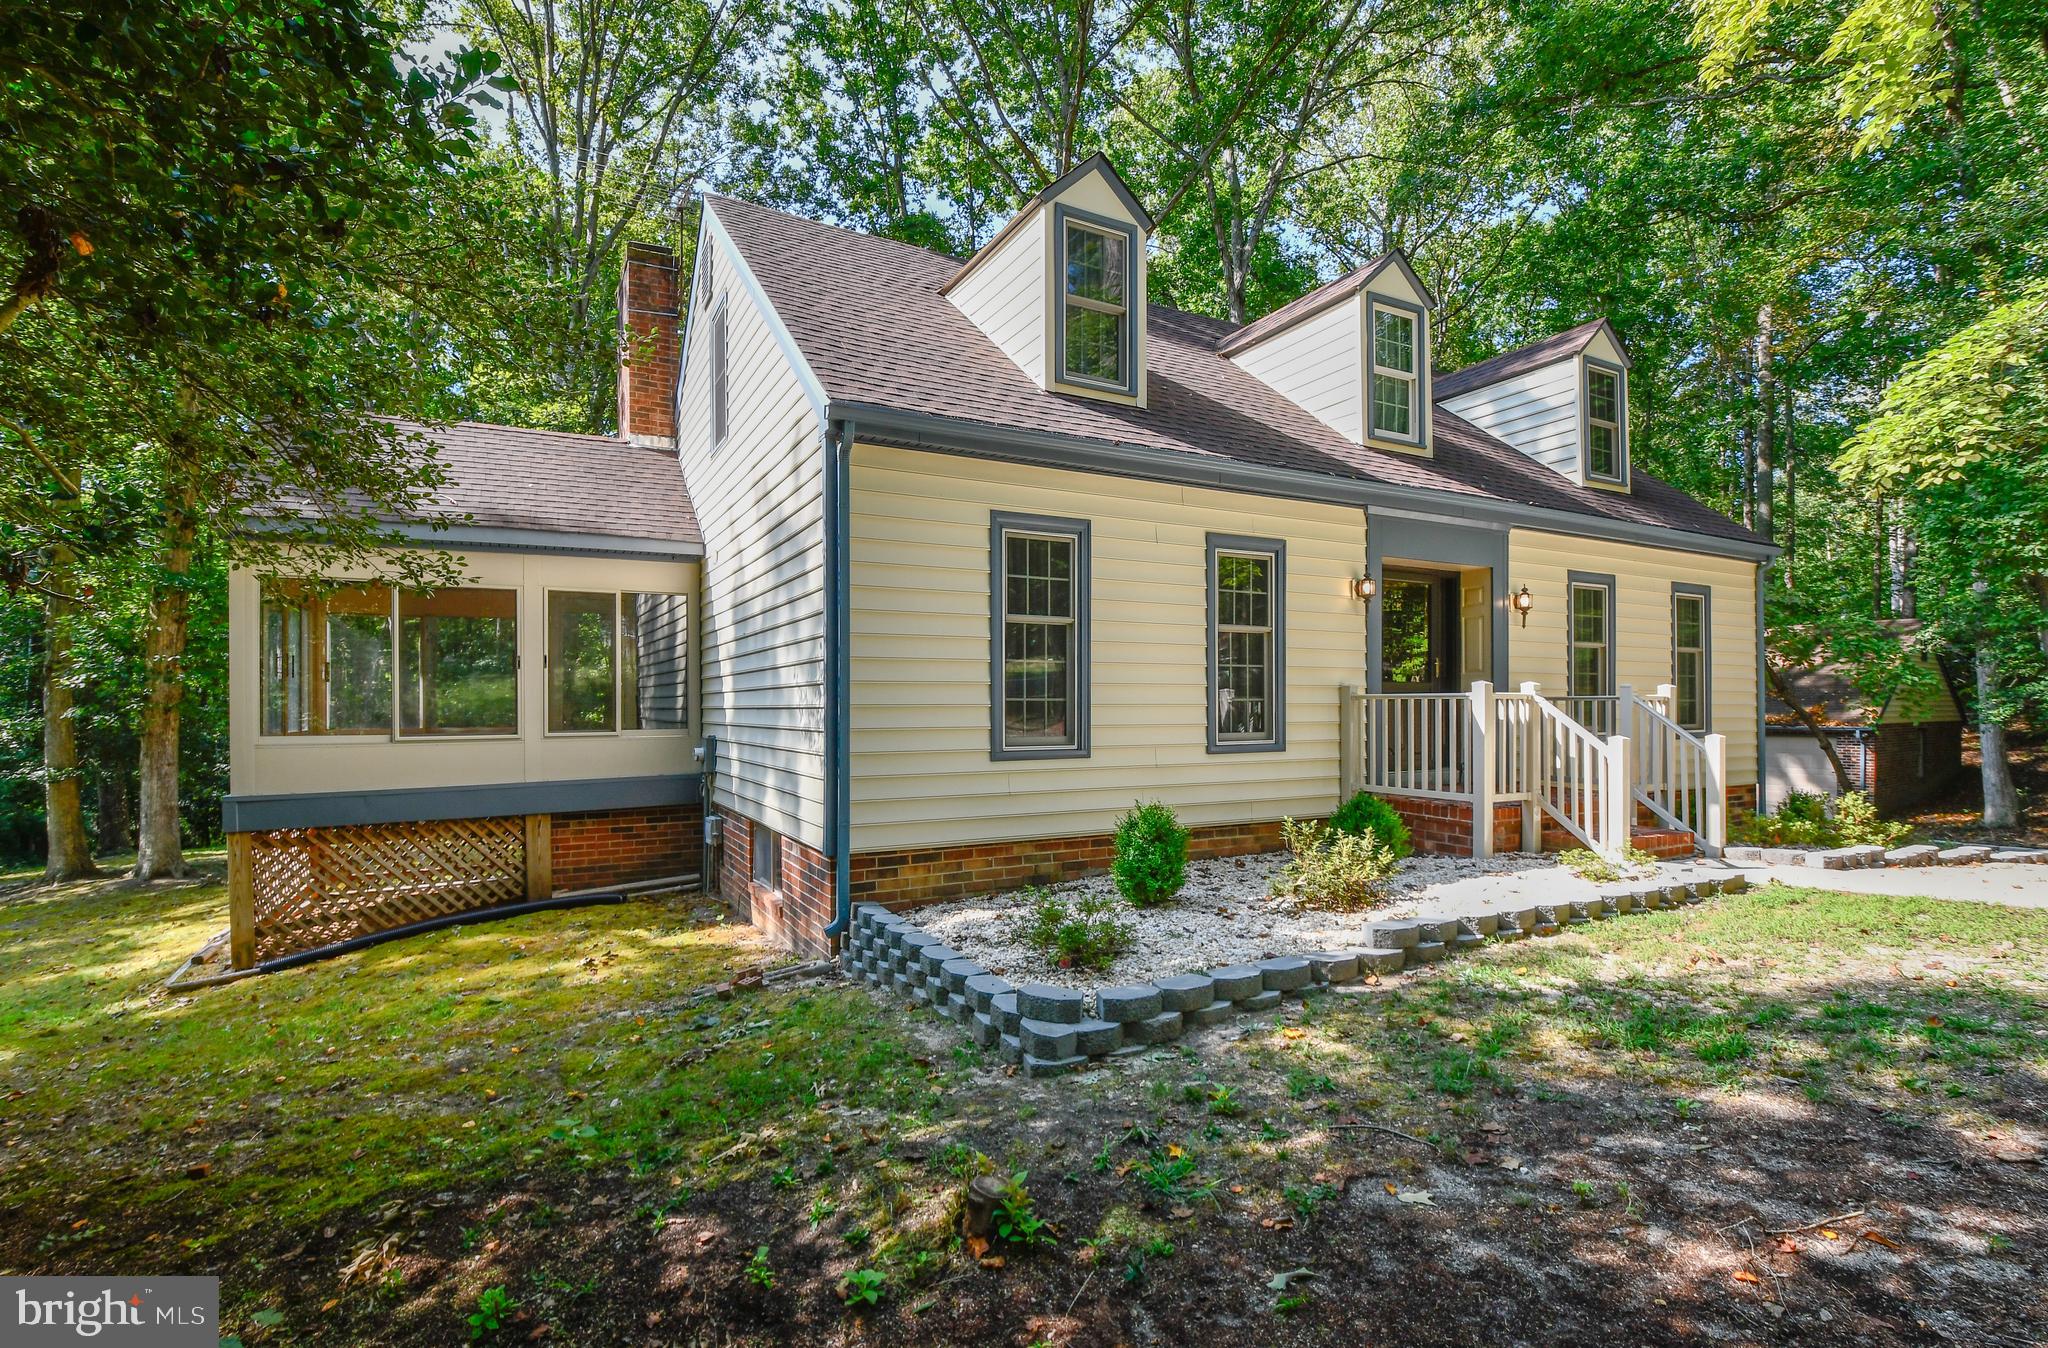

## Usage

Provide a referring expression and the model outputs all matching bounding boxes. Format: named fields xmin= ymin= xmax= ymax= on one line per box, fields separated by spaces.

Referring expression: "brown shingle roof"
xmin=390 ymin=420 xmax=700 ymax=547
xmin=1433 ymin=318 xmax=1622 ymax=401
xmin=710 ymin=196 xmax=1762 ymax=548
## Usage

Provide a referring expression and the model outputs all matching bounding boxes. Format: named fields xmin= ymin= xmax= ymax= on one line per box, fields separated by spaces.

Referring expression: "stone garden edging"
xmin=1724 ymin=843 xmax=2048 ymax=871
xmin=841 ymin=874 xmax=1751 ymax=1079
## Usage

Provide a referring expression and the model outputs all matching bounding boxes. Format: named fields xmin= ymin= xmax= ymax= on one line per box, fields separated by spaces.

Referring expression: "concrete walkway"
xmin=1726 ymin=861 xmax=2048 ymax=909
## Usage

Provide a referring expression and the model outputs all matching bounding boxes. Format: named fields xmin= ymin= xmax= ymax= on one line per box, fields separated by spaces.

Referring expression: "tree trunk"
xmin=41 ymin=545 xmax=97 ymax=881
xmin=1753 ymin=308 xmax=1775 ymax=541
xmin=1974 ymin=644 xmax=2019 ymax=828
xmin=134 ymin=434 xmax=200 ymax=881
xmin=1783 ymin=399 xmax=1796 ymax=587
xmin=1766 ymin=662 xmax=1853 ymax=796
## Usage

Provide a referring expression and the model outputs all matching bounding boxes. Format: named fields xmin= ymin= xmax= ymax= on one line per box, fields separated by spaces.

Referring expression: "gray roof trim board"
xmin=833 ymin=401 xmax=1778 ymax=562
xmin=938 ymin=154 xmax=1156 ymax=298
xmin=708 ymin=194 xmax=1769 ymax=559
xmin=223 ymin=773 xmax=703 ymax=833
xmin=378 ymin=522 xmax=703 ymax=561
xmin=1434 ymin=318 xmax=1633 ymax=401
xmin=1215 ymin=248 xmax=1437 ymax=358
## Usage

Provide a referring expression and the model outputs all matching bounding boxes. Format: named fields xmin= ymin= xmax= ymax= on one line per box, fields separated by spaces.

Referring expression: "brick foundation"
xmin=718 ymin=812 xmax=836 ymax=958
xmin=1374 ymin=796 xmax=1527 ymax=857
xmin=550 ymin=802 xmax=703 ymax=893
xmin=850 ymin=820 xmax=1288 ymax=911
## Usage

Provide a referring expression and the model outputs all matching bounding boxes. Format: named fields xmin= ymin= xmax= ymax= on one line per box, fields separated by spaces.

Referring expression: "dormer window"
xmin=1586 ymin=361 xmax=1626 ymax=483
xmin=1370 ymin=308 xmax=1418 ymax=439
xmin=1057 ymin=208 xmax=1136 ymax=394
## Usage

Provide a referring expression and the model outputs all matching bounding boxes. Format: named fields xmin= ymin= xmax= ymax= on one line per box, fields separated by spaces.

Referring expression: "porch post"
xmin=1519 ymin=681 xmax=1542 ymax=851
xmin=1703 ymin=733 xmax=1729 ymax=855
xmin=1469 ymin=681 xmax=1495 ymax=857
xmin=1604 ymin=733 xmax=1632 ymax=857
xmin=227 ymin=832 xmax=256 ymax=970
xmin=1338 ymin=684 xmax=1364 ymax=801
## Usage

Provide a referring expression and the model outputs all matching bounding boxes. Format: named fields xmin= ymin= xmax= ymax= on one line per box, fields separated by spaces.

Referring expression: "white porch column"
xmin=1519 ymin=681 xmax=1542 ymax=850
xmin=1604 ymin=732 xmax=1632 ymax=857
xmin=1469 ymin=681 xmax=1495 ymax=857
xmin=1703 ymin=732 xmax=1729 ymax=855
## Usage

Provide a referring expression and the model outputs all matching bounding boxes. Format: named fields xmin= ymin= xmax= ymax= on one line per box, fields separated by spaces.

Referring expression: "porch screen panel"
xmin=623 ymin=592 xmax=689 ymax=730
xmin=548 ymin=591 xmax=618 ymax=733
xmin=399 ymin=588 xmax=518 ymax=736
xmin=259 ymin=582 xmax=392 ymax=736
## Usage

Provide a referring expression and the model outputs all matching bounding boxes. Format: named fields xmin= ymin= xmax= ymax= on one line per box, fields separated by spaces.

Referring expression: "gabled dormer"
xmin=941 ymin=154 xmax=1153 ymax=407
xmin=1433 ymin=318 xmax=1634 ymax=492
xmin=1217 ymin=251 xmax=1438 ymax=457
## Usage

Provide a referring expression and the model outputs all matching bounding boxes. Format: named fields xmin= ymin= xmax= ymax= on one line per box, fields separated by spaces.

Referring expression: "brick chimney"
xmin=617 ymin=241 xmax=680 ymax=446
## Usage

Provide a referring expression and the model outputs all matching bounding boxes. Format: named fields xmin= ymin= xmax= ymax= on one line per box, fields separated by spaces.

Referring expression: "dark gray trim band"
xmin=1206 ymin=533 xmax=1288 ymax=753
xmin=1566 ymin=570 xmax=1618 ymax=697
xmin=1756 ymin=562 xmax=1770 ymax=792
xmin=246 ymin=517 xmax=702 ymax=562
xmin=1671 ymin=581 xmax=1712 ymax=731
xmin=1365 ymin=512 xmax=1508 ymax=692
xmin=823 ymin=419 xmax=854 ymax=938
xmin=989 ymin=510 xmax=1092 ymax=760
xmin=1052 ymin=203 xmax=1141 ymax=398
xmin=829 ymin=403 xmax=1778 ymax=564
xmin=223 ymin=773 xmax=703 ymax=833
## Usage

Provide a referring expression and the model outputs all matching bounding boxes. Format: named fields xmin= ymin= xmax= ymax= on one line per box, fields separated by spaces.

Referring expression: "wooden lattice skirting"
xmin=228 ymin=816 xmax=533 ymax=967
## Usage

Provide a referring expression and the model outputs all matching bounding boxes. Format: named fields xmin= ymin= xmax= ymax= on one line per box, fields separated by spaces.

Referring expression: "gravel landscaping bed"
xmin=913 ymin=850 xmax=1727 ymax=989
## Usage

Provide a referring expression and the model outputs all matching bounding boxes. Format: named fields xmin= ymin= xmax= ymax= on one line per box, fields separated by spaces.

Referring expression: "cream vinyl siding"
xmin=849 ymin=444 xmax=1367 ymax=850
xmin=1506 ymin=531 xmax=1759 ymax=785
xmin=1880 ymin=659 xmax=1962 ymax=724
xmin=1439 ymin=357 xmax=1579 ymax=476
xmin=947 ymin=204 xmax=1047 ymax=386
xmin=1229 ymin=297 xmax=1362 ymax=442
xmin=680 ymin=216 xmax=828 ymax=847
xmin=228 ymin=550 xmax=700 ymax=797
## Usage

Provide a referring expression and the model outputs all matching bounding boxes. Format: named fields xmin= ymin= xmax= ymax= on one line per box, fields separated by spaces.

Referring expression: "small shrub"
xmin=840 ymin=1268 xmax=886 ymax=1309
xmin=1271 ymin=817 xmax=1398 ymax=910
xmin=1020 ymin=889 xmax=1134 ymax=971
xmin=1729 ymin=790 xmax=1906 ymax=849
xmin=745 ymin=1245 xmax=776 ymax=1290
xmin=994 ymin=1171 xmax=1057 ymax=1247
xmin=1111 ymin=800 xmax=1190 ymax=906
xmin=1556 ymin=846 xmax=1657 ymax=883
xmin=467 ymin=1287 xmax=519 ymax=1341
xmin=1327 ymin=791 xmax=1413 ymax=859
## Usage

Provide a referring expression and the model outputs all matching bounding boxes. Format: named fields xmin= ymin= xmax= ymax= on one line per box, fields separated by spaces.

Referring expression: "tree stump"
xmin=961 ymin=1174 xmax=1004 ymax=1239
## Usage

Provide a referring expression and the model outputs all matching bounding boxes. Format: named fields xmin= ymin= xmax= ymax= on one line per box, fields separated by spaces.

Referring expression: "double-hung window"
xmin=1370 ymin=305 xmax=1419 ymax=441
xmin=992 ymin=513 xmax=1089 ymax=757
xmin=1586 ymin=363 xmax=1625 ymax=482
xmin=1058 ymin=212 xmax=1133 ymax=392
xmin=1672 ymin=586 xmax=1709 ymax=731
xmin=1208 ymin=536 xmax=1285 ymax=750
xmin=1568 ymin=576 xmax=1613 ymax=700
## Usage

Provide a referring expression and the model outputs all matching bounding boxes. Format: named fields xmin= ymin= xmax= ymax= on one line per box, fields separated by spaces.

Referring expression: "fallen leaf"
xmin=1820 ymin=1228 xmax=1839 ymax=1240
xmin=1267 ymin=1268 xmax=1317 ymax=1290
xmin=1478 ymin=1122 xmax=1506 ymax=1134
xmin=1169 ymin=1206 xmax=1194 ymax=1220
xmin=1166 ymin=1144 xmax=1186 ymax=1160
xmin=1282 ymin=1027 xmax=1307 ymax=1040
xmin=965 ymin=1236 xmax=989 ymax=1259
xmin=978 ymin=1255 xmax=1005 ymax=1270
xmin=1497 ymin=1157 xmax=1524 ymax=1171
xmin=1860 ymin=1231 xmax=1903 ymax=1251
xmin=1732 ymin=1270 xmax=1760 ymax=1285
xmin=1395 ymin=1189 xmax=1435 ymax=1207
xmin=1384 ymin=1182 xmax=1400 ymax=1196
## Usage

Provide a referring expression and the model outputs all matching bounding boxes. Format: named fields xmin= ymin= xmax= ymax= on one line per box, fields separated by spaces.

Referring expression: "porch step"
xmin=1630 ymin=825 xmax=1697 ymax=861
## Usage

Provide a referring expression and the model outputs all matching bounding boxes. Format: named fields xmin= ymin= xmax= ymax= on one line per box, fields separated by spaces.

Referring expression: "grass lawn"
xmin=3 ymin=867 xmax=2045 ymax=1345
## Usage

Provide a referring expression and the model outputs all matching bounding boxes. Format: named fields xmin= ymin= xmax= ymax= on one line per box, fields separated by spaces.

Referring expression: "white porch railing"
xmin=1338 ymin=680 xmax=1728 ymax=859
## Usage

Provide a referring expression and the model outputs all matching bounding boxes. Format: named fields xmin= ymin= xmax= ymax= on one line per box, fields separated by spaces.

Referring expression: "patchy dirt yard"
xmin=3 ymin=864 xmax=2045 ymax=1346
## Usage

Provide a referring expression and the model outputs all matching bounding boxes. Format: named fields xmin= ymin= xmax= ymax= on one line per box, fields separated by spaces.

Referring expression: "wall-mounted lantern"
xmin=1513 ymin=585 xmax=1535 ymax=627
xmin=1352 ymin=575 xmax=1377 ymax=602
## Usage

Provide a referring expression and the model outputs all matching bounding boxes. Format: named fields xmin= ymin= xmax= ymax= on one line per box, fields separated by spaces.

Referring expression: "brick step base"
xmin=1631 ymin=826 xmax=1698 ymax=860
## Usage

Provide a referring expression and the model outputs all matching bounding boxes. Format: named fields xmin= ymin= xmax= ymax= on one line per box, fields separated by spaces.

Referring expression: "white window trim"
xmin=1583 ymin=358 xmax=1628 ymax=485
xmin=1053 ymin=206 xmax=1138 ymax=397
xmin=542 ymin=587 xmax=694 ymax=740
xmin=1367 ymin=298 xmax=1425 ymax=446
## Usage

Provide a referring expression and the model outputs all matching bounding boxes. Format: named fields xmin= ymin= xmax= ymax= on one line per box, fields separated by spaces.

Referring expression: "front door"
xmin=1380 ymin=570 xmax=1457 ymax=692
